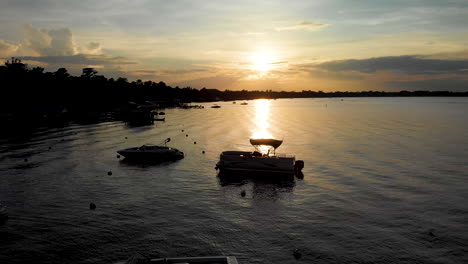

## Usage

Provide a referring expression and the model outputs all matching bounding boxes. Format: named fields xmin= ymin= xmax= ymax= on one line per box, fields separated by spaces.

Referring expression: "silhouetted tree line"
xmin=1 ymin=57 xmax=467 ymax=120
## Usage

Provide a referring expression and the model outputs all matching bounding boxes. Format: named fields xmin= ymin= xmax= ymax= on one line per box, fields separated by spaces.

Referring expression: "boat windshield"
xmin=140 ymin=145 xmax=168 ymax=150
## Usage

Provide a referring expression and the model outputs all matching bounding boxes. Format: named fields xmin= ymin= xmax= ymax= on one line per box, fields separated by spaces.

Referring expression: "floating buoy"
xmin=125 ymin=137 xmax=128 ymax=139
xmin=49 ymin=146 xmax=52 ymax=150
xmin=194 ymin=141 xmax=197 ymax=144
xmin=107 ymin=171 xmax=112 ymax=176
xmin=181 ymin=130 xmax=184 ymax=132
xmin=293 ymin=249 xmax=302 ymax=259
xmin=202 ymin=151 xmax=205 ymax=154
xmin=116 ymin=155 xmax=120 ymax=159
xmin=428 ymin=229 xmax=436 ymax=237
xmin=24 ymin=158 xmax=28 ymax=162
xmin=186 ymin=134 xmax=188 ymax=137
xmin=89 ymin=203 xmax=96 ymax=210
xmin=241 ymin=190 xmax=246 ymax=197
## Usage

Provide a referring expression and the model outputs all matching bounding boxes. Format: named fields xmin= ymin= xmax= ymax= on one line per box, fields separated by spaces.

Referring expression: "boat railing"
xmin=274 ymin=153 xmax=296 ymax=158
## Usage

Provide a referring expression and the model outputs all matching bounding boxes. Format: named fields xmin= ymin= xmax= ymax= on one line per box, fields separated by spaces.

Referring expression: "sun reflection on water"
xmin=251 ymin=99 xmax=274 ymax=154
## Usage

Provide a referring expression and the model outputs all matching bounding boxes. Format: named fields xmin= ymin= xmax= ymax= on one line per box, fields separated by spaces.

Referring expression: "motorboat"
xmin=216 ymin=139 xmax=303 ymax=175
xmin=211 ymin=104 xmax=221 ymax=108
xmin=240 ymin=102 xmax=248 ymax=105
xmin=117 ymin=138 xmax=184 ymax=161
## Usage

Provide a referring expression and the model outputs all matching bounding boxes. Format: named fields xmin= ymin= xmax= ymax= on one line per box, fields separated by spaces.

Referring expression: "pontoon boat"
xmin=216 ymin=139 xmax=303 ymax=175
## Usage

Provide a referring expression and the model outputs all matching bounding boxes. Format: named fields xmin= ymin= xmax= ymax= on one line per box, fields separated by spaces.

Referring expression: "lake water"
xmin=1 ymin=97 xmax=467 ymax=264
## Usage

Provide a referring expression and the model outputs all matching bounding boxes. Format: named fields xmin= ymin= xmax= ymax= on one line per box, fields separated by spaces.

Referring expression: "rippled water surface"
xmin=1 ymin=97 xmax=468 ymax=264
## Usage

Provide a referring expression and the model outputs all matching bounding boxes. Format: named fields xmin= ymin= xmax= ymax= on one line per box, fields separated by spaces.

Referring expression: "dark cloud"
xmin=305 ymin=68 xmax=366 ymax=80
xmin=310 ymin=55 xmax=468 ymax=75
xmin=385 ymin=78 xmax=468 ymax=92
xmin=20 ymin=54 xmax=136 ymax=65
xmin=87 ymin=42 xmax=100 ymax=49
xmin=83 ymin=42 xmax=101 ymax=54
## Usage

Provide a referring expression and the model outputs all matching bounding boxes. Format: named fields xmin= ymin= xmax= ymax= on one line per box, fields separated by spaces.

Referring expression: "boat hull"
xmin=117 ymin=148 xmax=184 ymax=161
xmin=216 ymin=151 xmax=295 ymax=176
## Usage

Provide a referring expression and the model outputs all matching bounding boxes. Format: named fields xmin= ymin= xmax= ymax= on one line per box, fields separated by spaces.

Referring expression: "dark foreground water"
xmin=1 ymin=98 xmax=468 ymax=264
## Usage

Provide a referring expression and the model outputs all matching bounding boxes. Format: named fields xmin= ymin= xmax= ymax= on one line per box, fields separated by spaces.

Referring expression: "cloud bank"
xmin=0 ymin=40 xmax=20 ymax=57
xmin=23 ymin=24 xmax=76 ymax=56
xmin=20 ymin=54 xmax=135 ymax=65
xmin=0 ymin=25 xmax=137 ymax=78
xmin=307 ymin=55 xmax=468 ymax=75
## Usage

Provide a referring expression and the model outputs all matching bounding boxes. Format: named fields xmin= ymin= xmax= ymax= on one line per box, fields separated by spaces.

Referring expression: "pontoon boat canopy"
xmin=249 ymin=138 xmax=283 ymax=149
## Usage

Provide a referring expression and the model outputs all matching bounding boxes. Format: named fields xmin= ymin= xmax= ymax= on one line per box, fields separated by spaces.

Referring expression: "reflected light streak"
xmin=251 ymin=99 xmax=273 ymax=154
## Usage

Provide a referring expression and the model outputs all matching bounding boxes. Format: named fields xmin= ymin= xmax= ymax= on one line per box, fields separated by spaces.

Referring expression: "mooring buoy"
xmin=293 ymin=249 xmax=302 ymax=259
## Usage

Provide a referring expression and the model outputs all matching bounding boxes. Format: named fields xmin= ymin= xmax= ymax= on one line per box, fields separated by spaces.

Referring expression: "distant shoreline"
xmin=1 ymin=58 xmax=467 ymax=129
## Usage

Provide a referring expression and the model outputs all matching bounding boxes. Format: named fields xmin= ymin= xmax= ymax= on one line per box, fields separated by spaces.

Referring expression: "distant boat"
xmin=240 ymin=102 xmax=248 ymax=105
xmin=154 ymin=117 xmax=165 ymax=121
xmin=211 ymin=104 xmax=221 ymax=108
xmin=117 ymin=138 xmax=184 ymax=161
xmin=122 ymin=109 xmax=157 ymax=125
xmin=216 ymin=138 xmax=303 ymax=176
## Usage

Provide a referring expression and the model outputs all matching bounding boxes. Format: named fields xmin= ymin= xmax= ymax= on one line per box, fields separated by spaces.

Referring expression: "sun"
xmin=251 ymin=52 xmax=274 ymax=72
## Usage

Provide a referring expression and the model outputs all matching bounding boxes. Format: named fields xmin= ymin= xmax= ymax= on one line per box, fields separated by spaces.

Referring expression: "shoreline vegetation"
xmin=1 ymin=57 xmax=467 ymax=131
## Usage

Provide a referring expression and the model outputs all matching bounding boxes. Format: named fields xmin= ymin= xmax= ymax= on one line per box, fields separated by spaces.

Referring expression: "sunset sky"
xmin=1 ymin=0 xmax=467 ymax=91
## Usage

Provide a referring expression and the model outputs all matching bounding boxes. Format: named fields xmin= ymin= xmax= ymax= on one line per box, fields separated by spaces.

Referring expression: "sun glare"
xmin=251 ymin=52 xmax=274 ymax=72
xmin=251 ymin=99 xmax=274 ymax=154
xmin=252 ymin=99 xmax=272 ymax=139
